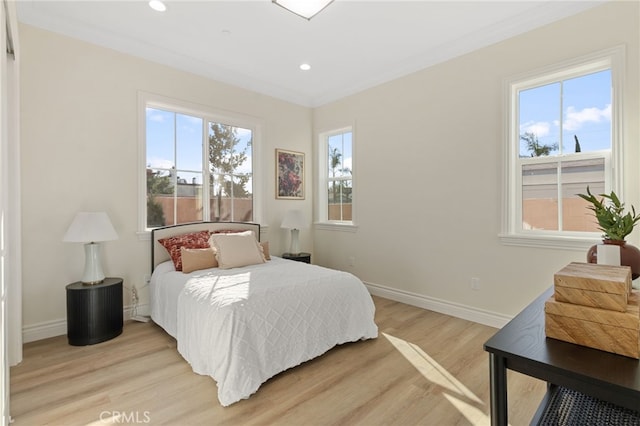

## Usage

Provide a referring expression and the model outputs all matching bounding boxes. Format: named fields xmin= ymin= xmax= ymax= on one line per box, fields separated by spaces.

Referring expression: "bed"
xmin=149 ymin=222 xmax=378 ymax=406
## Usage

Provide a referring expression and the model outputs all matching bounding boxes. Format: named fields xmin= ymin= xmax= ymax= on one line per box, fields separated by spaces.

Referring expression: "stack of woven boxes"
xmin=545 ymin=262 xmax=640 ymax=359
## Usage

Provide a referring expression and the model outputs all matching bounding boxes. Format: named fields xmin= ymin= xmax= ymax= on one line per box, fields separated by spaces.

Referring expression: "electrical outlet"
xmin=471 ymin=277 xmax=480 ymax=291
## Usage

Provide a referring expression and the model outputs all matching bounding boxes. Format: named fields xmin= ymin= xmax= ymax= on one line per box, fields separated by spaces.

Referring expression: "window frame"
xmin=500 ymin=46 xmax=625 ymax=250
xmin=316 ymin=125 xmax=357 ymax=232
xmin=137 ymin=92 xmax=264 ymax=237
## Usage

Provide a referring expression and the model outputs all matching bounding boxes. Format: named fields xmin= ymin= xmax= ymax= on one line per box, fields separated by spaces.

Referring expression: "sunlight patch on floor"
xmin=383 ymin=332 xmax=489 ymax=424
xmin=444 ymin=393 xmax=490 ymax=425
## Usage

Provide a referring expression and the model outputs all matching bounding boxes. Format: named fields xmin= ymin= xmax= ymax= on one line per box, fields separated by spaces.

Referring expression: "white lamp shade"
xmin=272 ymin=0 xmax=333 ymax=19
xmin=63 ymin=212 xmax=118 ymax=243
xmin=281 ymin=210 xmax=307 ymax=230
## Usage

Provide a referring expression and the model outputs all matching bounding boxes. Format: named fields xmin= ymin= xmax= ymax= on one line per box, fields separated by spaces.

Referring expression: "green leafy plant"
xmin=577 ymin=186 xmax=640 ymax=241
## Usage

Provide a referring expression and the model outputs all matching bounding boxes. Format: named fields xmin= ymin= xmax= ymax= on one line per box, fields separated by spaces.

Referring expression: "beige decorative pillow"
xmin=209 ymin=231 xmax=266 ymax=269
xmin=260 ymin=241 xmax=271 ymax=260
xmin=181 ymin=247 xmax=218 ymax=273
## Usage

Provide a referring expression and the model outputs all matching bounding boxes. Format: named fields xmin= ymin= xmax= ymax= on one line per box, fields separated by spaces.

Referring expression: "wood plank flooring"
xmin=10 ymin=296 xmax=546 ymax=425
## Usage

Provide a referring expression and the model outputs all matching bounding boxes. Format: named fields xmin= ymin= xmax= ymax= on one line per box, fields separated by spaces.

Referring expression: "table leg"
xmin=489 ymin=353 xmax=507 ymax=426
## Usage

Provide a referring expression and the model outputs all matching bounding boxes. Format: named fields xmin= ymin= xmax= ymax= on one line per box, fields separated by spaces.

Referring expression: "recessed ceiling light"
xmin=149 ymin=0 xmax=166 ymax=12
xmin=300 ymin=63 xmax=311 ymax=71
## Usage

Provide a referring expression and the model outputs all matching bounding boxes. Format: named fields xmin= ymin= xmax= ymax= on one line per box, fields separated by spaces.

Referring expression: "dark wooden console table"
xmin=484 ymin=287 xmax=640 ymax=425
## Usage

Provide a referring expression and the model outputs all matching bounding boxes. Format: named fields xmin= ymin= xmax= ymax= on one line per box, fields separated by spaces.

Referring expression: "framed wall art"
xmin=276 ymin=149 xmax=304 ymax=199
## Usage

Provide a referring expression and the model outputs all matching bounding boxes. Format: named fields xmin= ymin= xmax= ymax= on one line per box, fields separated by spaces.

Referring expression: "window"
xmin=502 ymin=47 xmax=624 ymax=247
xmin=140 ymin=93 xmax=261 ymax=231
xmin=318 ymin=127 xmax=355 ymax=227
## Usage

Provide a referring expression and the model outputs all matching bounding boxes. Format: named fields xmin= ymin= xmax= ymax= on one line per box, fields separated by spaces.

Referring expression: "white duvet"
xmin=151 ymin=257 xmax=378 ymax=406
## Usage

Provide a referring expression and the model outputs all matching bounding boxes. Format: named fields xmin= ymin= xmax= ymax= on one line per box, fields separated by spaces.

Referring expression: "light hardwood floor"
xmin=10 ymin=296 xmax=546 ymax=425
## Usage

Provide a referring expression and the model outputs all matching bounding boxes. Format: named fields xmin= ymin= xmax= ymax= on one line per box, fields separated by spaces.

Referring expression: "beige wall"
xmin=18 ymin=1 xmax=640 ymax=334
xmin=19 ymin=24 xmax=312 ymax=330
xmin=312 ymin=1 xmax=639 ymax=317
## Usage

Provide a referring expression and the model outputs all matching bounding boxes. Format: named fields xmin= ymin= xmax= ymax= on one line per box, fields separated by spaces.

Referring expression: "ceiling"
xmin=16 ymin=0 xmax=606 ymax=107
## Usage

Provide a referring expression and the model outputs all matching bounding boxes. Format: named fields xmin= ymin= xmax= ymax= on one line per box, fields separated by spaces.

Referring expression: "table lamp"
xmin=63 ymin=212 xmax=118 ymax=285
xmin=281 ymin=210 xmax=307 ymax=255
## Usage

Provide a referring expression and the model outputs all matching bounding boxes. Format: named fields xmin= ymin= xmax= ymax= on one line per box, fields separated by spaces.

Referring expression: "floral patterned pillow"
xmin=158 ymin=230 xmax=211 ymax=271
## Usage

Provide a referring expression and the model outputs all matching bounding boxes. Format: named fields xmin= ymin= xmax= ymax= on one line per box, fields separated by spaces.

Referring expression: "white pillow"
xmin=209 ymin=231 xmax=266 ymax=269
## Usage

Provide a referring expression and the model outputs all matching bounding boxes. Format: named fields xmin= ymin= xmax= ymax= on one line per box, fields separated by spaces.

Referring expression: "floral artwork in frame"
xmin=276 ymin=149 xmax=304 ymax=199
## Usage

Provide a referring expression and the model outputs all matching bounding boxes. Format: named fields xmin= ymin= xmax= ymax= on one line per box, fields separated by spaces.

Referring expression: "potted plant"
xmin=578 ymin=186 xmax=640 ymax=279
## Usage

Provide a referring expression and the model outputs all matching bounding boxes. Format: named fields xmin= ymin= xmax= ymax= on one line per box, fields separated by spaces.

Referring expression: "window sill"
xmin=314 ymin=222 xmax=358 ymax=233
xmin=498 ymin=233 xmax=600 ymax=251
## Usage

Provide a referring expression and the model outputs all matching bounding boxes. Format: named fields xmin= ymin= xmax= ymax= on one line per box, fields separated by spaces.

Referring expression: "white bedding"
xmin=150 ymin=256 xmax=378 ymax=406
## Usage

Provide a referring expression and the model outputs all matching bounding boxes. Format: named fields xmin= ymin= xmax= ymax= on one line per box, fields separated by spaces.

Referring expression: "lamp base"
xmin=81 ymin=242 xmax=106 ymax=285
xmin=289 ymin=229 xmax=300 ymax=255
xmin=82 ymin=279 xmax=105 ymax=286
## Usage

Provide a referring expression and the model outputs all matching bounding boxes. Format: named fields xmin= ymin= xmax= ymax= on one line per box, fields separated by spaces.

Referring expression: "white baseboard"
xmin=22 ymin=319 xmax=67 ymax=343
xmin=22 ymin=303 xmax=149 ymax=343
xmin=364 ymin=281 xmax=512 ymax=329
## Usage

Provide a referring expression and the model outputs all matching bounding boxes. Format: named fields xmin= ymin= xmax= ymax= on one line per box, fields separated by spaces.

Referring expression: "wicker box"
xmin=545 ymin=291 xmax=639 ymax=359
xmin=553 ymin=262 xmax=631 ymax=312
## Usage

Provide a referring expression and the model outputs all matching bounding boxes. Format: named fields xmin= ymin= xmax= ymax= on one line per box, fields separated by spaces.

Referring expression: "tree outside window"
xmin=516 ymin=67 xmax=612 ymax=234
xmin=327 ymin=131 xmax=353 ymax=222
xmin=208 ymin=123 xmax=253 ymax=222
xmin=145 ymin=106 xmax=253 ymax=228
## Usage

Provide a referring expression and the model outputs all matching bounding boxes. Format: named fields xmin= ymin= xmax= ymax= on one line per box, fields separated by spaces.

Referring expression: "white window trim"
xmin=137 ymin=92 xmax=264 ymax=239
xmin=316 ymin=125 xmax=357 ymax=231
xmin=500 ymin=46 xmax=625 ymax=250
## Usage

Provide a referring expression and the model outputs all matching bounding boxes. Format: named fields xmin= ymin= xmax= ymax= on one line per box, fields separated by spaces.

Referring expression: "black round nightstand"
xmin=282 ymin=252 xmax=311 ymax=264
xmin=66 ymin=277 xmax=123 ymax=346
